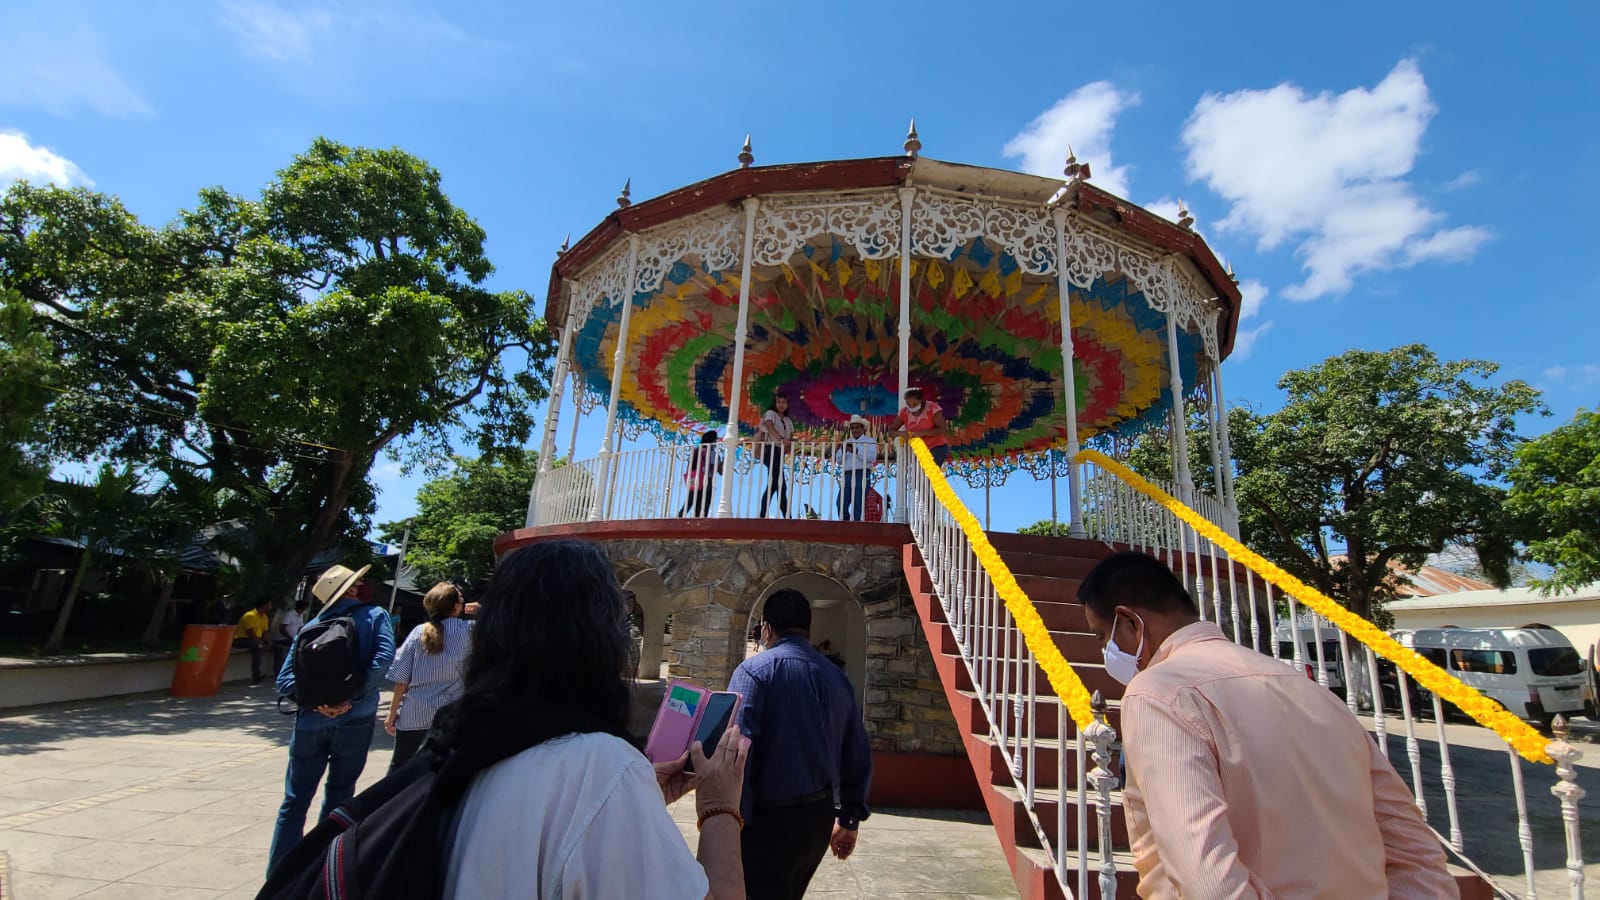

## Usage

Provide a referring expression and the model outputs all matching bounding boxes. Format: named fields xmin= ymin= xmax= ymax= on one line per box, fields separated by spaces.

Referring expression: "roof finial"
xmin=557 ymin=234 xmax=570 ymax=257
xmin=904 ymin=119 xmax=921 ymax=158
xmin=1226 ymin=259 xmax=1237 ymax=282
xmin=1064 ymin=145 xmax=1088 ymax=182
xmin=738 ymin=134 xmax=754 ymax=169
xmin=616 ymin=178 xmax=631 ymax=209
xmin=1177 ymin=200 xmax=1194 ymax=231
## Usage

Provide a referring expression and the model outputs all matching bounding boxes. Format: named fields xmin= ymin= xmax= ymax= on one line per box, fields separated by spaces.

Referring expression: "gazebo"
xmin=524 ymin=129 xmax=1244 ymax=533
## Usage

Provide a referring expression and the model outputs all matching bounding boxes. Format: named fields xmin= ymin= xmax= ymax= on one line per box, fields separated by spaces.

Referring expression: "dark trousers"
xmin=838 ymin=470 xmax=870 ymax=521
xmin=268 ymin=720 xmax=375 ymax=869
xmin=759 ymin=447 xmax=789 ymax=518
xmin=741 ymin=793 xmax=836 ymax=900
xmin=390 ymin=728 xmax=428 ymax=772
xmin=234 ymin=638 xmax=264 ymax=680
xmin=272 ymin=639 xmax=292 ymax=681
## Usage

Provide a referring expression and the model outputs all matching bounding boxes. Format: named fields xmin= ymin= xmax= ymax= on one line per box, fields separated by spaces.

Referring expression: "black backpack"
xmin=287 ymin=601 xmax=368 ymax=710
xmin=256 ymin=709 xmax=621 ymax=900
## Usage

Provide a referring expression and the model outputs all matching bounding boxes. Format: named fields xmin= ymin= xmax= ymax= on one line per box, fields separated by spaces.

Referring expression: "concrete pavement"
xmin=0 ymin=684 xmax=1017 ymax=899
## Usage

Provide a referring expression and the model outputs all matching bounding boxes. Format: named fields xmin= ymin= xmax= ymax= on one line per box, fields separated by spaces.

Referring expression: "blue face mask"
xmin=1102 ymin=613 xmax=1145 ymax=685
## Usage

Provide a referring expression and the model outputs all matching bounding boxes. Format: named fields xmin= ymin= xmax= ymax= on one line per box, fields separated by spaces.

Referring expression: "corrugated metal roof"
xmin=1388 ymin=583 xmax=1600 ymax=611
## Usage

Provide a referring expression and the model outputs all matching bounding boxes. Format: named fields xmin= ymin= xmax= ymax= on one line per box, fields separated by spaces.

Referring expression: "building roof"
xmin=1396 ymin=565 xmax=1496 ymax=597
xmin=546 ymin=155 xmax=1245 ymax=357
xmin=1387 ymin=583 xmax=1600 ymax=612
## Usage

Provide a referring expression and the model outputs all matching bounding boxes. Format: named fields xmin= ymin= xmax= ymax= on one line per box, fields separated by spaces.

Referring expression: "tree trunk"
xmin=140 ymin=571 xmax=178 ymax=645
xmin=43 ymin=551 xmax=93 ymax=655
xmin=269 ymin=455 xmax=358 ymax=606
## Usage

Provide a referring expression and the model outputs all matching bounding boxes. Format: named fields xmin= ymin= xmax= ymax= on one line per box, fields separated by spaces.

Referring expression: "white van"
xmin=1394 ymin=627 xmax=1588 ymax=724
xmin=1272 ymin=623 xmax=1348 ymax=696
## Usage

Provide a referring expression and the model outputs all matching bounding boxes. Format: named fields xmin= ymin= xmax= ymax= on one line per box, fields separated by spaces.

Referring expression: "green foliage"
xmin=1507 ymin=408 xmax=1600 ymax=593
xmin=1018 ymin=520 xmax=1073 ymax=537
xmin=1232 ymin=345 xmax=1542 ymax=620
xmin=2 ymin=138 xmax=553 ymax=601
xmin=38 ymin=465 xmax=150 ymax=653
xmin=379 ymin=453 xmax=538 ymax=590
xmin=0 ymin=287 xmax=54 ymax=515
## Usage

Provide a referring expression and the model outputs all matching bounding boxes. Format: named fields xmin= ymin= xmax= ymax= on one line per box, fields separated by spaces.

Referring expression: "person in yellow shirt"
xmin=234 ymin=599 xmax=272 ymax=685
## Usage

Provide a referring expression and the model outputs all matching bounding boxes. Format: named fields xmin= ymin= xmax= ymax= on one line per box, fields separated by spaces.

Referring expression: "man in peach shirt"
xmin=1079 ymin=552 xmax=1456 ymax=899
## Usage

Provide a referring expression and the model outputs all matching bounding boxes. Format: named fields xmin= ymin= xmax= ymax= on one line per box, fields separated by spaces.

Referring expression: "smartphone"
xmin=684 ymin=691 xmax=740 ymax=773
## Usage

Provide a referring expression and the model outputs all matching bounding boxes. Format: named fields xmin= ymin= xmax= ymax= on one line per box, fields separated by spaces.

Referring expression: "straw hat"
xmin=311 ymin=564 xmax=371 ymax=606
xmin=847 ymin=415 xmax=869 ymax=429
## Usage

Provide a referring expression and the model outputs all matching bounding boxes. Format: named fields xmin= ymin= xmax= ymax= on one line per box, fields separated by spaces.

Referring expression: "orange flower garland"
xmin=1076 ymin=449 xmax=1553 ymax=765
xmin=910 ymin=440 xmax=1097 ymax=730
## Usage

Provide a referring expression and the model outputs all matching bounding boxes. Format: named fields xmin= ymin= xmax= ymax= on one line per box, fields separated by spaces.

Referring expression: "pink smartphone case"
xmin=643 ymin=680 xmax=740 ymax=763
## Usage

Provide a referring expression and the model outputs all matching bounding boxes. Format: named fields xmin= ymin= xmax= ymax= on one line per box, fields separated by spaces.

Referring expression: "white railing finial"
xmin=1548 ymin=715 xmax=1587 ymax=899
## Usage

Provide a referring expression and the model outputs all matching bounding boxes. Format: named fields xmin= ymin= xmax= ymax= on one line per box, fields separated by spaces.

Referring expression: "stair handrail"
xmin=1075 ymin=448 xmax=1553 ymax=765
xmin=909 ymin=439 xmax=1096 ymax=730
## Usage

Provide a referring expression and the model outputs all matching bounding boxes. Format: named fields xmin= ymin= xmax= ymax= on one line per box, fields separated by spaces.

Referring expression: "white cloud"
xmin=1543 ymin=364 xmax=1600 ymax=386
xmin=1181 ymin=59 xmax=1487 ymax=300
xmin=1442 ymin=170 xmax=1482 ymax=192
xmin=1236 ymin=278 xmax=1268 ymax=321
xmin=217 ymin=1 xmax=506 ymax=97
xmin=1231 ymin=321 xmax=1274 ymax=361
xmin=1145 ymin=197 xmax=1183 ymax=225
xmin=0 ymin=9 xmax=153 ymax=118
xmin=1004 ymin=82 xmax=1140 ymax=199
xmin=0 ymin=131 xmax=91 ymax=187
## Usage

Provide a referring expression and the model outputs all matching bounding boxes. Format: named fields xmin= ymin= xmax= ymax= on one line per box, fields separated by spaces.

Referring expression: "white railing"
xmin=533 ymin=440 xmax=899 ymax=526
xmin=901 ymin=440 xmax=1117 ymax=899
xmin=1076 ymin=450 xmax=1588 ymax=900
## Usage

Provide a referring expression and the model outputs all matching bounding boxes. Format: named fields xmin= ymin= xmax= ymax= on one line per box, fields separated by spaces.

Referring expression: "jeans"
xmin=838 ymin=470 xmax=871 ymax=521
xmin=268 ymin=719 xmax=375 ymax=869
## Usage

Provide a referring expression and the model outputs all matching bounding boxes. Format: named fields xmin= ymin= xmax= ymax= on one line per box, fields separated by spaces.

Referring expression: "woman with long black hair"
xmin=436 ymin=540 xmax=749 ymax=898
xmin=757 ymin=391 xmax=794 ymax=518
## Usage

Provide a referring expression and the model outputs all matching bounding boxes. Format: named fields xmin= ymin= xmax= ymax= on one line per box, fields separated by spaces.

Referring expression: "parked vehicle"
xmin=1393 ymin=627 xmax=1588 ymax=726
xmin=1272 ymin=623 xmax=1348 ymax=697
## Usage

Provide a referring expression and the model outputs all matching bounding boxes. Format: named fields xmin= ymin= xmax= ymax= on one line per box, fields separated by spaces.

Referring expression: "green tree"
xmin=380 ymin=453 xmax=538 ymax=591
xmin=38 ymin=466 xmax=148 ymax=653
xmin=2 ymin=139 xmax=552 ymax=602
xmin=0 ymin=287 xmax=54 ymax=516
xmin=1018 ymin=520 xmax=1072 ymax=537
xmin=1507 ymin=408 xmax=1600 ymax=593
xmin=127 ymin=468 xmax=221 ymax=644
xmin=1230 ymin=345 xmax=1542 ymax=622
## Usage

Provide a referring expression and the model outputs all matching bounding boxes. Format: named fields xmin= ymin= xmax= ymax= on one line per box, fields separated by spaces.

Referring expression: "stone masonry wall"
xmin=602 ymin=538 xmax=962 ymax=756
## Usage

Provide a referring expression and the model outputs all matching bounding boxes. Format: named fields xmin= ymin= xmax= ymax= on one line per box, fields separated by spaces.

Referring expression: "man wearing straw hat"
xmin=832 ymin=415 xmax=878 ymax=522
xmin=267 ymin=563 xmax=395 ymax=869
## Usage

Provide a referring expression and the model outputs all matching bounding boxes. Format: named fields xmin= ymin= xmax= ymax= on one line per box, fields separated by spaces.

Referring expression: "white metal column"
xmin=895 ymin=187 xmax=915 ymax=523
xmin=1165 ymin=315 xmax=1195 ymax=503
xmin=589 ymin=237 xmax=641 ymax=521
xmin=1206 ymin=359 xmax=1226 ymax=513
xmin=716 ymin=198 xmax=761 ymax=518
xmin=527 ymin=306 xmax=577 ymax=527
xmin=1052 ymin=208 xmax=1086 ymax=536
xmin=1213 ymin=331 xmax=1239 ymax=525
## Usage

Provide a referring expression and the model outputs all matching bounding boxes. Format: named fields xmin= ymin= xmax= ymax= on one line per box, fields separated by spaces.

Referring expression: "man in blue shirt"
xmin=728 ymin=588 xmax=872 ymax=900
xmin=267 ymin=563 xmax=395 ymax=869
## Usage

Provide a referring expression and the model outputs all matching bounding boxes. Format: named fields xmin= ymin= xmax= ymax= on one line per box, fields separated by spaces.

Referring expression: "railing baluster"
xmin=1286 ymin=590 xmax=1305 ymax=674
xmin=1340 ymin=632 xmax=1360 ymax=719
xmin=1310 ymin=613 xmax=1330 ymax=690
xmin=1246 ymin=571 xmax=1261 ymax=653
xmin=1088 ymin=692 xmax=1118 ymax=900
xmin=1431 ymin=694 xmax=1464 ymax=853
xmin=1396 ymin=670 xmax=1427 ymax=819
xmin=1364 ymin=646 xmax=1387 ymax=756
xmin=1508 ymin=745 xmax=1539 ymax=900
xmin=1547 ymin=717 xmax=1587 ymax=900
xmin=1076 ymin=723 xmax=1089 ymax=896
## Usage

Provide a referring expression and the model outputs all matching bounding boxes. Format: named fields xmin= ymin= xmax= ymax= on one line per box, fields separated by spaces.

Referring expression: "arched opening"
xmin=622 ymin=568 xmax=671 ymax=681
xmin=746 ymin=572 xmax=866 ymax=698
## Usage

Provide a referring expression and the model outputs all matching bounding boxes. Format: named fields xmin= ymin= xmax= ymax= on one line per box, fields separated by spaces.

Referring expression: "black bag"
xmin=256 ymin=710 xmax=621 ymax=900
xmin=287 ymin=601 xmax=367 ymax=710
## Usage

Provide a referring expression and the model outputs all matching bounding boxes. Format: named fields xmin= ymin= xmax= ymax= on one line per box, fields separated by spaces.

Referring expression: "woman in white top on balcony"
xmin=757 ymin=391 xmax=794 ymax=518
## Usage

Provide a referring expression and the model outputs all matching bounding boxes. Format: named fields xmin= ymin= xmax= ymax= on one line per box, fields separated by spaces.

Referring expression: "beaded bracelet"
xmin=696 ymin=806 xmax=745 ymax=831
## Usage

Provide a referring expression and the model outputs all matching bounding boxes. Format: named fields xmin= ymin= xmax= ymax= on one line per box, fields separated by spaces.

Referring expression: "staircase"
xmin=904 ymin=532 xmax=1139 ymax=899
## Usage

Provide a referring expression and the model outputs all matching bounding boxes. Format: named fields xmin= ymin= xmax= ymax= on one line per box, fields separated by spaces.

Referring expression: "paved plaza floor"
xmin=0 ymin=684 xmax=1018 ymax=899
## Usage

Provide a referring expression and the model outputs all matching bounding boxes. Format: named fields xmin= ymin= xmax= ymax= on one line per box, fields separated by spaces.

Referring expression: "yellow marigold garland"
xmin=910 ymin=440 xmax=1097 ymax=730
xmin=1076 ymin=449 xmax=1553 ymax=765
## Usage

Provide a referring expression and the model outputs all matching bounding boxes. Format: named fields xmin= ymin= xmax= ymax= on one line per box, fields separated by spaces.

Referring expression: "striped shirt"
xmin=387 ymin=618 xmax=474 ymax=732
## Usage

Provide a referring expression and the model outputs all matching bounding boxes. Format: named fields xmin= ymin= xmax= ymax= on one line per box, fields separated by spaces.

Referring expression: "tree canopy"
xmin=1507 ymin=408 xmax=1600 ymax=593
xmin=2 ymin=139 xmax=552 ymax=602
xmin=1227 ymin=345 xmax=1542 ymax=622
xmin=379 ymin=453 xmax=537 ymax=592
xmin=0 ymin=287 xmax=54 ymax=514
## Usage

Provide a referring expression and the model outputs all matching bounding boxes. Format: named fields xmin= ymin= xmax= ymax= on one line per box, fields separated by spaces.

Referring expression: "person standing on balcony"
xmin=894 ymin=386 xmax=949 ymax=467
xmin=1078 ymin=552 xmax=1456 ymax=898
xmin=757 ymin=391 xmax=794 ymax=518
xmin=678 ymin=430 xmax=721 ymax=517
xmin=831 ymin=415 xmax=877 ymax=521
xmin=728 ymin=588 xmax=872 ymax=900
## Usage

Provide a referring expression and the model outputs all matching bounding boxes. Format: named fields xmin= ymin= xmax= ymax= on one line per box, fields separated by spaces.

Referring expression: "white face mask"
xmin=1102 ymin=613 xmax=1145 ymax=685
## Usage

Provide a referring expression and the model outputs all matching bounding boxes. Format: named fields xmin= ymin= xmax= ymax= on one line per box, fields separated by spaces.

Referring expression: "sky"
xmin=4 ymin=0 xmax=1597 ymax=536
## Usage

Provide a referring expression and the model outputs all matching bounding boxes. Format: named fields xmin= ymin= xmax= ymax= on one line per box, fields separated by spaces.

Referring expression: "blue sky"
xmin=4 ymin=0 xmax=1597 ymax=534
